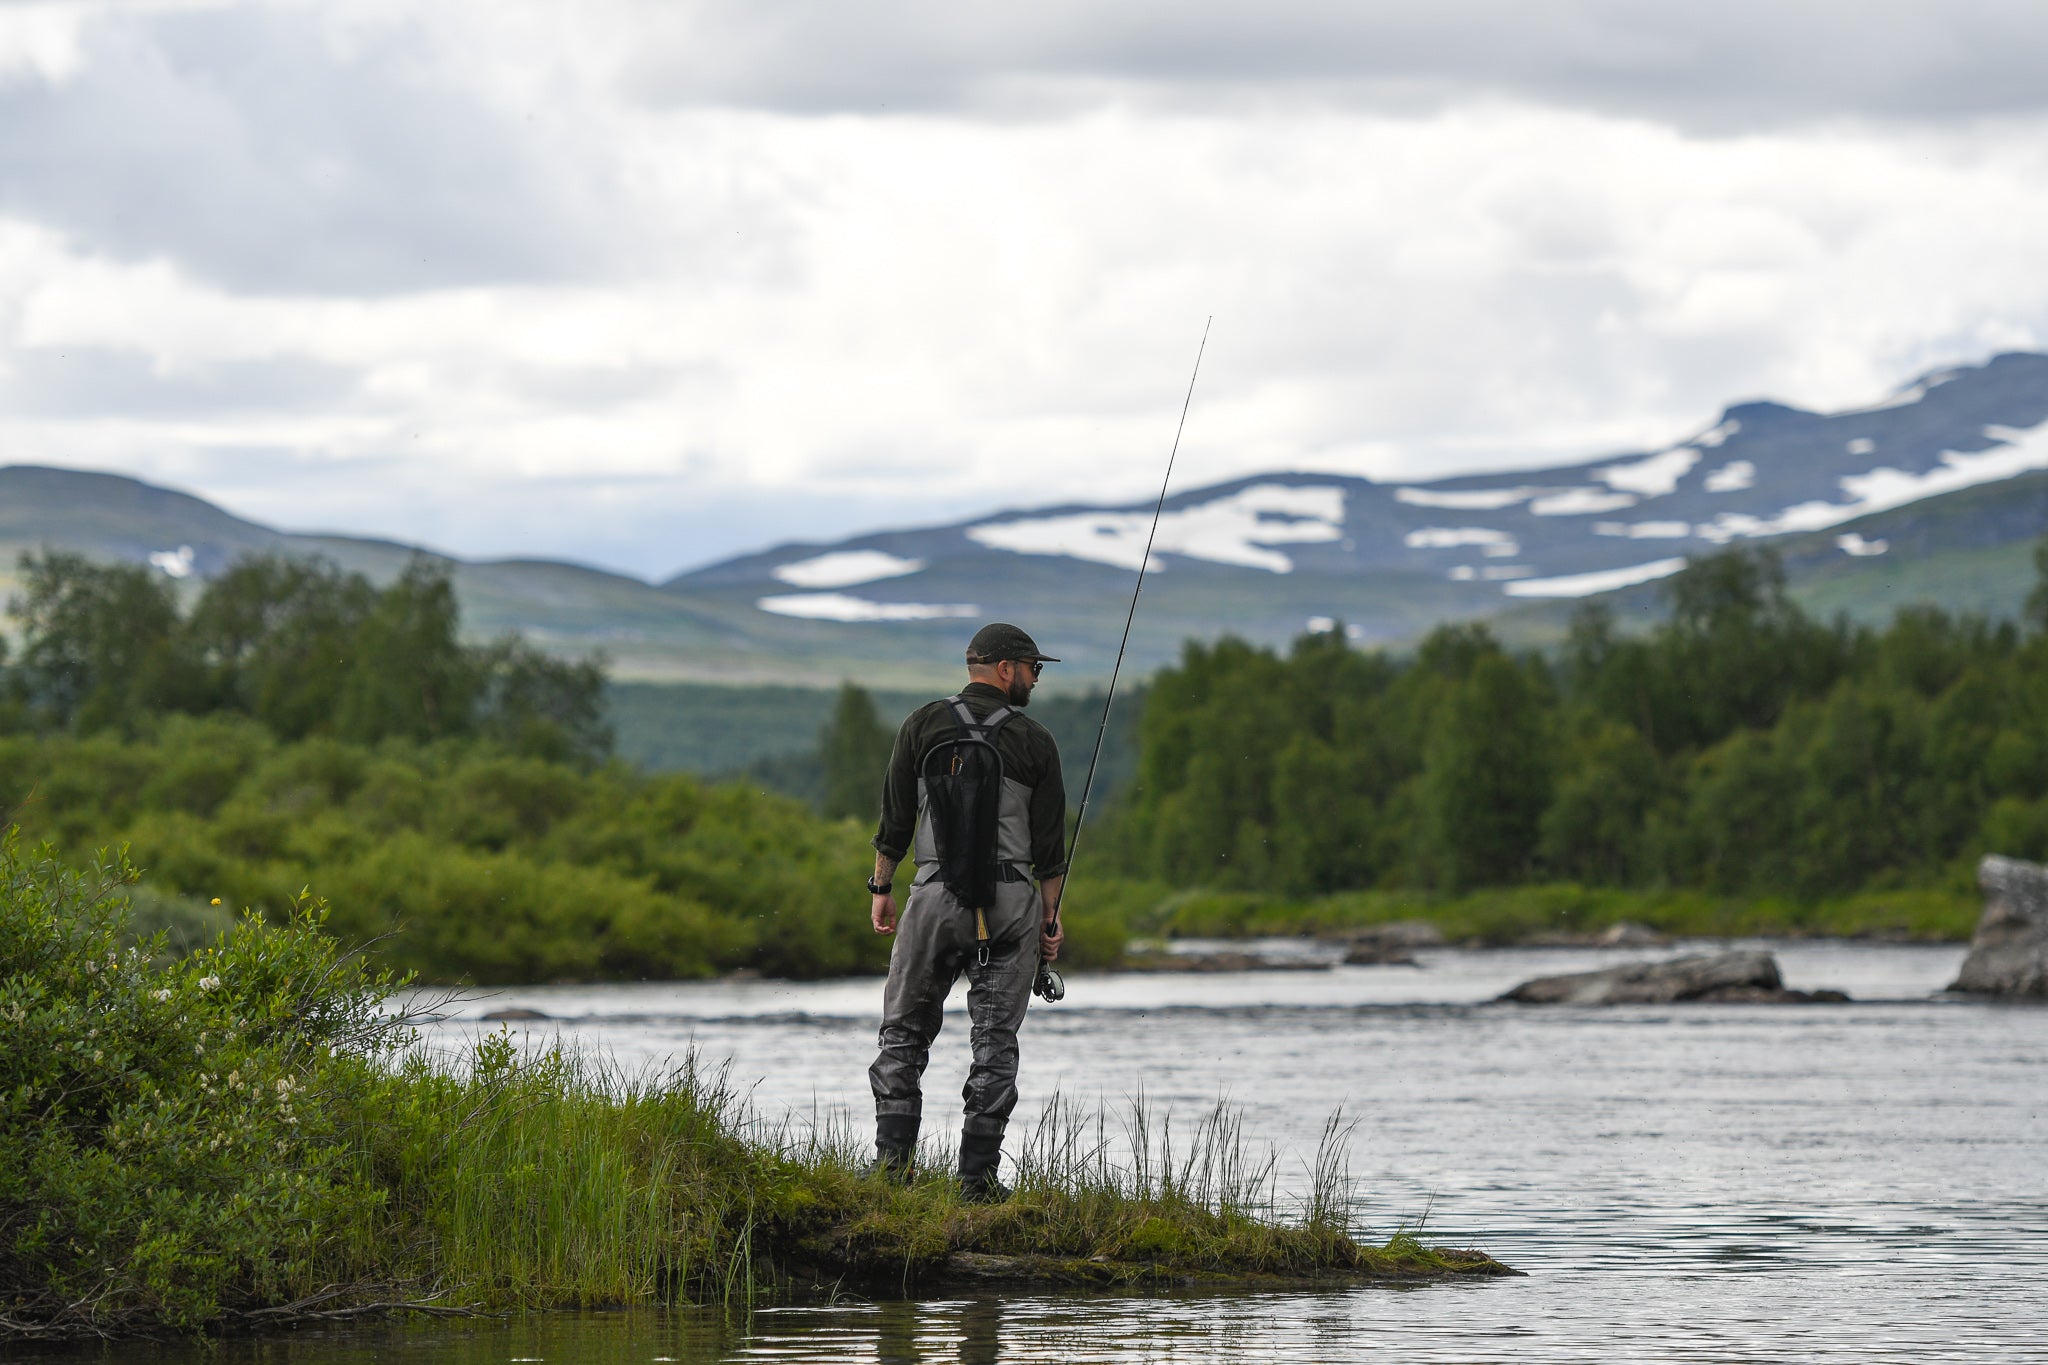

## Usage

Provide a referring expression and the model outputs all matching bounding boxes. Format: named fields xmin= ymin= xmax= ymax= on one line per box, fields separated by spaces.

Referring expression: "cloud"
xmin=0 ymin=1 xmax=614 ymax=293
xmin=3 ymin=2 xmax=2048 ymax=579
xmin=621 ymin=0 xmax=2048 ymax=128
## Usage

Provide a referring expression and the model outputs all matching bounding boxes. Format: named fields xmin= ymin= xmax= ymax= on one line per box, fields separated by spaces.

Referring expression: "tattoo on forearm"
xmin=873 ymin=852 xmax=900 ymax=887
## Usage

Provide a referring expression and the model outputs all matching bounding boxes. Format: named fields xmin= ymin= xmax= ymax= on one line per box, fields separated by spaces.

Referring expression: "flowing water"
xmin=46 ymin=941 xmax=2048 ymax=1362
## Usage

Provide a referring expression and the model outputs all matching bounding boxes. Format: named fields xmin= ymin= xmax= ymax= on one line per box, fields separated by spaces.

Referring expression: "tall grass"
xmin=1 ymin=837 xmax=1505 ymax=1342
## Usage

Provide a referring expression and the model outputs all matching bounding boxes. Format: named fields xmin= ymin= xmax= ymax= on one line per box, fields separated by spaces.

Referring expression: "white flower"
xmin=198 ymin=976 xmax=221 ymax=992
xmin=151 ymin=989 xmax=173 ymax=1002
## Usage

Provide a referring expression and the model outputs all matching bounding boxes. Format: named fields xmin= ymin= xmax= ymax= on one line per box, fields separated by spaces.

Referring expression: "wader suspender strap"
xmin=946 ymin=696 xmax=1017 ymax=966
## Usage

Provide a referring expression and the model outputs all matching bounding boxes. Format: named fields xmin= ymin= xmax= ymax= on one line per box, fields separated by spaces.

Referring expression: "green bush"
xmin=0 ymin=836 xmax=402 ymax=1335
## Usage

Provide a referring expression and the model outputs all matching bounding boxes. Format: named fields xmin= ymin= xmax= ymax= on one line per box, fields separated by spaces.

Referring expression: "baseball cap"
xmin=966 ymin=622 xmax=1060 ymax=664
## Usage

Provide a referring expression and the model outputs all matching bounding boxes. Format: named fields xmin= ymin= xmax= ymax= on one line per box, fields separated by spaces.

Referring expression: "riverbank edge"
xmin=813 ymin=1246 xmax=1522 ymax=1295
xmin=1080 ymin=880 xmax=1981 ymax=951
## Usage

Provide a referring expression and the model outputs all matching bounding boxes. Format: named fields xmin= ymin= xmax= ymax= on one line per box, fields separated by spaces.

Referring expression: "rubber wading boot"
xmin=870 ymin=1114 xmax=919 ymax=1184
xmin=958 ymin=1131 xmax=1010 ymax=1204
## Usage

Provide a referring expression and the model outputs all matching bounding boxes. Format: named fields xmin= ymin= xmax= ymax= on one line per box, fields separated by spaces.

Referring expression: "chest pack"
xmin=920 ymin=695 xmax=1020 ymax=913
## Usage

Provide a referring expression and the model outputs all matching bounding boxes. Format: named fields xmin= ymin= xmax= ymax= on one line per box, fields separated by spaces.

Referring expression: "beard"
xmin=1005 ymin=675 xmax=1033 ymax=706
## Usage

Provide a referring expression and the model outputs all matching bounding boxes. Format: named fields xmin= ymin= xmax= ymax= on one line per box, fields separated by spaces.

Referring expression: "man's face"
xmin=997 ymin=659 xmax=1037 ymax=707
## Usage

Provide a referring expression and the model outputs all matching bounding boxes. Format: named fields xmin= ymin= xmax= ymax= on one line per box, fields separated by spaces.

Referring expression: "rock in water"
xmin=1950 ymin=855 xmax=2048 ymax=998
xmin=1595 ymin=921 xmax=1670 ymax=948
xmin=1338 ymin=920 xmax=1443 ymax=965
xmin=481 ymin=1007 xmax=551 ymax=1021
xmin=1500 ymin=950 xmax=1846 ymax=1005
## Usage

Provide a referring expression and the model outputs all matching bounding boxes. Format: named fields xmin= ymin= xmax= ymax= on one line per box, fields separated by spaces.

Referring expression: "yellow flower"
xmin=211 ymin=898 xmax=222 ymax=906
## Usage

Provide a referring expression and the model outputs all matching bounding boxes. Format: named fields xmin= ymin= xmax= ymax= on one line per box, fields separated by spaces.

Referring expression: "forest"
xmin=1102 ymin=542 xmax=2048 ymax=902
xmin=4 ymin=542 xmax=2043 ymax=981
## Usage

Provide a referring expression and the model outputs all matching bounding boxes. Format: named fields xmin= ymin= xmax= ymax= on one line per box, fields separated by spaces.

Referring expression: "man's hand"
xmin=872 ymin=893 xmax=898 ymax=936
xmin=1039 ymin=913 xmax=1063 ymax=962
xmin=1038 ymin=872 xmax=1065 ymax=962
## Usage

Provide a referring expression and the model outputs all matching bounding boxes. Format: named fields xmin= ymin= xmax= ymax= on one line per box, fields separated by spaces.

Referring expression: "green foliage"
xmin=0 ymin=837 xmax=404 ymax=1336
xmin=0 ymin=718 xmax=1125 ymax=982
xmin=818 ymin=682 xmax=894 ymax=821
xmin=1106 ymin=542 xmax=2048 ymax=904
xmin=0 ymin=717 xmax=901 ymax=983
xmin=1 ymin=873 xmax=1483 ymax=1340
xmin=1416 ymin=651 xmax=1550 ymax=890
xmin=5 ymin=552 xmax=610 ymax=767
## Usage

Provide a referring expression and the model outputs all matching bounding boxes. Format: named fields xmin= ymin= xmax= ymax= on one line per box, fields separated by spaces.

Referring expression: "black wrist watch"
xmin=866 ymin=877 xmax=892 ymax=896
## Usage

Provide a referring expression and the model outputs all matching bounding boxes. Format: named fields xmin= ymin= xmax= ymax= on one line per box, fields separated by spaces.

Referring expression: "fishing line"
xmin=1038 ymin=316 xmax=1211 ymax=1004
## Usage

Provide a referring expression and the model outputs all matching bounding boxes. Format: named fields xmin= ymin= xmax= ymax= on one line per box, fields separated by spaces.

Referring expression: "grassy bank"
xmin=1064 ymin=877 xmax=1981 ymax=947
xmin=0 ymin=838 xmax=1503 ymax=1343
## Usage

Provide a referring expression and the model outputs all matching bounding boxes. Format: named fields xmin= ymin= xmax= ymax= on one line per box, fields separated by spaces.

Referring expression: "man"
xmin=866 ymin=622 xmax=1067 ymax=1202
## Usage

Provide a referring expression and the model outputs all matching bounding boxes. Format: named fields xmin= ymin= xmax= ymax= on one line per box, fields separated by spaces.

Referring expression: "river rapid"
xmin=60 ymin=941 xmax=2048 ymax=1363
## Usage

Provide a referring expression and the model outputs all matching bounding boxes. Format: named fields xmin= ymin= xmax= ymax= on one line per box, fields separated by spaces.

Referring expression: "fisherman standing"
xmin=866 ymin=623 xmax=1067 ymax=1202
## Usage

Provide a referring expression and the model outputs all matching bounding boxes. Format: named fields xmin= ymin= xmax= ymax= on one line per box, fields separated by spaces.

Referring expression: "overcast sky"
xmin=5 ymin=0 xmax=2048 ymax=578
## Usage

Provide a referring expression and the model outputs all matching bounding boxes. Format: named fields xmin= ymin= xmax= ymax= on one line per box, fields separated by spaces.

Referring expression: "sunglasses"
xmin=1007 ymin=659 xmax=1045 ymax=679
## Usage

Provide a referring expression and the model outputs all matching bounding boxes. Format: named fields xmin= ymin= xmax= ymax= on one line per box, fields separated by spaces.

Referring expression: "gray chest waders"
xmin=920 ymin=696 xmax=1022 ymax=967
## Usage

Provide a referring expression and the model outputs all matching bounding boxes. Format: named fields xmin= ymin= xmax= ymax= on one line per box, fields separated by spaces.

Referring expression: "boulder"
xmin=480 ymin=1007 xmax=551 ymax=1022
xmin=1595 ymin=921 xmax=1671 ymax=948
xmin=1950 ymin=855 xmax=2048 ymax=998
xmin=1337 ymin=920 xmax=1443 ymax=964
xmin=1499 ymin=950 xmax=1848 ymax=1005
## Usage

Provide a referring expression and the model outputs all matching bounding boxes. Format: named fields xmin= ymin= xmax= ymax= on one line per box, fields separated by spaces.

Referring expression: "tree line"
xmin=1 ymin=551 xmax=610 ymax=765
xmin=1105 ymin=543 xmax=2048 ymax=899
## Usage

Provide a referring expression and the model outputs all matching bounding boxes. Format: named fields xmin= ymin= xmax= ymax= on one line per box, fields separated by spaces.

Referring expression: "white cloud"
xmin=4 ymin=3 xmax=2048 ymax=576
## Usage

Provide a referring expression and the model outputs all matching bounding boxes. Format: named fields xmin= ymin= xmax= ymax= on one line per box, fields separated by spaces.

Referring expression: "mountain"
xmin=5 ymin=351 xmax=2047 ymax=687
xmin=666 ymin=351 xmax=2048 ymax=674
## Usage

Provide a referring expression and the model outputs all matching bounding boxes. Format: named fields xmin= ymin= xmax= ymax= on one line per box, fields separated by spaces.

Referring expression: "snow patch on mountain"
xmin=966 ymin=483 xmax=1345 ymax=574
xmin=772 ymin=549 xmax=924 ymax=589
xmin=1504 ymin=557 xmax=1688 ymax=598
xmin=1703 ymin=460 xmax=1755 ymax=492
xmin=1692 ymin=419 xmax=1741 ymax=448
xmin=1696 ymin=420 xmax=2048 ymax=544
xmin=1395 ymin=486 xmax=1536 ymax=510
xmin=756 ymin=593 xmax=978 ymax=621
xmin=1531 ymin=487 xmax=1638 ymax=516
xmin=1596 ymin=447 xmax=1700 ymax=497
xmin=1594 ymin=521 xmax=1691 ymax=538
xmin=1406 ymin=527 xmax=1516 ymax=550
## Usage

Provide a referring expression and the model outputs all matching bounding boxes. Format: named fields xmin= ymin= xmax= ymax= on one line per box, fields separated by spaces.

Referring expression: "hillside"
xmin=6 ymin=350 xmax=2047 ymax=687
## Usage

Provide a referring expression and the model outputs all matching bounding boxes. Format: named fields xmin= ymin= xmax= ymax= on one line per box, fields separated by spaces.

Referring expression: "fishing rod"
xmin=1037 ymin=317 xmax=1211 ymax=1004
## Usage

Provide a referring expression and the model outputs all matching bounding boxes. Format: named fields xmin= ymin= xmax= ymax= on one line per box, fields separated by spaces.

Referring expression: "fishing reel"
xmin=1034 ymin=962 xmax=1065 ymax=1004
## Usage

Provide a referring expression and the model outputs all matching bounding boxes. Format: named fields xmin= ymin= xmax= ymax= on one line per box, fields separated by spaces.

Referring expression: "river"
xmin=51 ymin=940 xmax=2048 ymax=1362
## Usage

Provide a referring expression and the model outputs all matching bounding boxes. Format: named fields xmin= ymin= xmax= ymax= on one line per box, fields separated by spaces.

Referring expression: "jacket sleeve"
xmin=1029 ymin=737 xmax=1069 ymax=881
xmin=871 ymin=711 xmax=922 ymax=862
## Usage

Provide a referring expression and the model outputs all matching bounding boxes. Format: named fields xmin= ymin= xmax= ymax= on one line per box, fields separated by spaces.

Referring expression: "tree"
xmin=1415 ymin=652 xmax=1551 ymax=890
xmin=185 ymin=556 xmax=378 ymax=738
xmin=2027 ymin=537 xmax=2048 ymax=634
xmin=1539 ymin=717 xmax=1665 ymax=885
xmin=818 ymin=683 xmax=894 ymax=821
xmin=331 ymin=560 xmax=479 ymax=745
xmin=5 ymin=551 xmax=204 ymax=731
xmin=473 ymin=638 xmax=613 ymax=767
